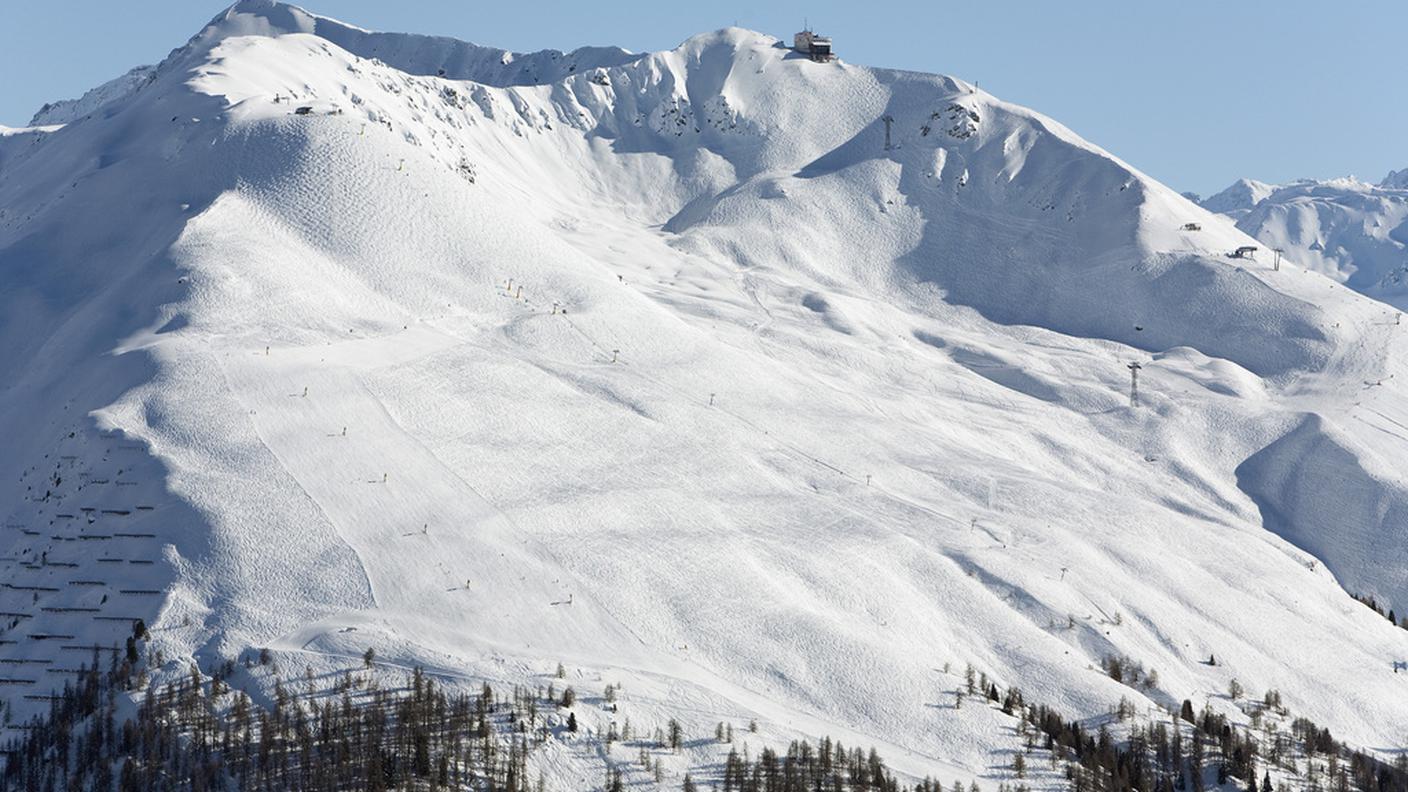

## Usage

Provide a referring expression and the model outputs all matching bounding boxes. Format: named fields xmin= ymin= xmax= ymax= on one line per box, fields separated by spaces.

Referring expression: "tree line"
xmin=5 ymin=624 xmax=1408 ymax=792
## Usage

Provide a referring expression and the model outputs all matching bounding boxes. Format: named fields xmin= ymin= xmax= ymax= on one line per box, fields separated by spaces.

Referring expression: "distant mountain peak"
xmin=1203 ymin=172 xmax=1408 ymax=308
xmin=1198 ymin=177 xmax=1276 ymax=218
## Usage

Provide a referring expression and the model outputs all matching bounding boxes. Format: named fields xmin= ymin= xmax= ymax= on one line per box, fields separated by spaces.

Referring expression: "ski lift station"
xmin=794 ymin=29 xmax=834 ymax=62
xmin=1230 ymin=245 xmax=1258 ymax=260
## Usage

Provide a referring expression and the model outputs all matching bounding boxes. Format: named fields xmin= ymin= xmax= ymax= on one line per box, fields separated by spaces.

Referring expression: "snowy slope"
xmin=6 ymin=0 xmax=1408 ymax=782
xmin=1204 ymin=175 xmax=1408 ymax=309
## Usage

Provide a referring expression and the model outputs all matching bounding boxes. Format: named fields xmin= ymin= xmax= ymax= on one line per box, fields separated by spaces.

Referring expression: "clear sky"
xmin=2 ymin=0 xmax=1402 ymax=196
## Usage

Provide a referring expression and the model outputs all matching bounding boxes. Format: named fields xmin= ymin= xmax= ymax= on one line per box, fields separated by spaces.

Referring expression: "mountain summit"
xmin=4 ymin=2 xmax=1408 ymax=781
xmin=1198 ymin=178 xmax=1277 ymax=220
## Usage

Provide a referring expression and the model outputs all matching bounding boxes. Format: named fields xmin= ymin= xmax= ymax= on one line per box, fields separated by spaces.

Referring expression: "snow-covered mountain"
xmin=1198 ymin=178 xmax=1277 ymax=220
xmin=1202 ymin=174 xmax=1408 ymax=309
xmin=6 ymin=0 xmax=1408 ymax=783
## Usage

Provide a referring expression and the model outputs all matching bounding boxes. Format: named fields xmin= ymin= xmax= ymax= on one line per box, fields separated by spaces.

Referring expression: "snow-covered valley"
xmin=3 ymin=2 xmax=1408 ymax=788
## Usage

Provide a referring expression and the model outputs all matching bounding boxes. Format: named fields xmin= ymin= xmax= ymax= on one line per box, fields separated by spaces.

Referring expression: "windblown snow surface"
xmin=5 ymin=1 xmax=1408 ymax=785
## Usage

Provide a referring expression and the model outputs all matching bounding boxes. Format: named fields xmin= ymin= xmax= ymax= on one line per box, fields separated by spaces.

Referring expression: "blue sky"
xmin=2 ymin=1 xmax=1401 ymax=196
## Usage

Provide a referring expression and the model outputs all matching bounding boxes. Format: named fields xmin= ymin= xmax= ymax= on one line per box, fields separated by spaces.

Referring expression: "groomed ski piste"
xmin=4 ymin=1 xmax=1408 ymax=786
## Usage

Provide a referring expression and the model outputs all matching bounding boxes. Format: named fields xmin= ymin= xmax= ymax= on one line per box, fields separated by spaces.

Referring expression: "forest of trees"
xmin=0 ymin=622 xmax=921 ymax=792
xmin=1027 ymin=688 xmax=1408 ymax=792
xmin=4 ymin=623 xmax=1408 ymax=792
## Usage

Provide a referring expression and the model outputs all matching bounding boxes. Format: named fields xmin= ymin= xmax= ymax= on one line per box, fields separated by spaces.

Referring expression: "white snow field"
xmin=5 ymin=0 xmax=1408 ymax=784
xmin=1203 ymin=174 xmax=1408 ymax=309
